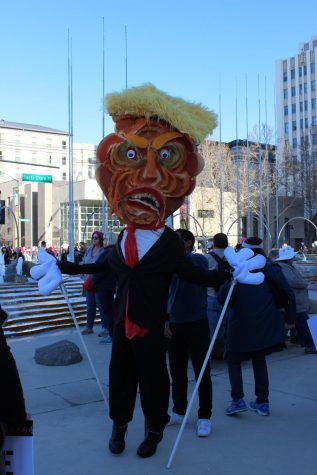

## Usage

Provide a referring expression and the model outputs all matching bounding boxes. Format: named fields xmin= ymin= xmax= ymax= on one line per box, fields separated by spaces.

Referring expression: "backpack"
xmin=208 ymin=252 xmax=231 ymax=291
xmin=262 ymin=266 xmax=289 ymax=309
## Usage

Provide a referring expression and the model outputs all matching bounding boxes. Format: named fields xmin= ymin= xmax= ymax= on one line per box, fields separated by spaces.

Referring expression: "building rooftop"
xmin=0 ymin=120 xmax=68 ymax=136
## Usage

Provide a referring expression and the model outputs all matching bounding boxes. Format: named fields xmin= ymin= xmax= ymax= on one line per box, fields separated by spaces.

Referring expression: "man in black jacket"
xmin=57 ymin=85 xmax=229 ymax=458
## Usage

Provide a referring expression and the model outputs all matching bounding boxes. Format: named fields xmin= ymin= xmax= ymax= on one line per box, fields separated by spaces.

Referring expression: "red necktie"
xmin=124 ymin=226 xmax=139 ymax=267
xmin=124 ymin=226 xmax=148 ymax=339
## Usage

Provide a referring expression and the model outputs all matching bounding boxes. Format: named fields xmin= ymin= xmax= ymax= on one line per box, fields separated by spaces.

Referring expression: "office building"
xmin=276 ymin=35 xmax=317 ymax=154
xmin=0 ymin=120 xmax=106 ymax=248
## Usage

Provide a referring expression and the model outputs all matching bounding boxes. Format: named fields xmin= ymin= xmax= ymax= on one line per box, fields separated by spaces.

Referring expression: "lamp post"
xmin=0 ymin=171 xmax=20 ymax=247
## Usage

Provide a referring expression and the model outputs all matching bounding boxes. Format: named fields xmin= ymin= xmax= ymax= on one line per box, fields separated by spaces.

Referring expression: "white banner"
xmin=307 ymin=315 xmax=317 ymax=350
xmin=3 ymin=434 xmax=34 ymax=475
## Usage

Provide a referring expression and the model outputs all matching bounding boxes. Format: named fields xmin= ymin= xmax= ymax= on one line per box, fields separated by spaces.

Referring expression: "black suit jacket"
xmin=60 ymin=227 xmax=228 ymax=331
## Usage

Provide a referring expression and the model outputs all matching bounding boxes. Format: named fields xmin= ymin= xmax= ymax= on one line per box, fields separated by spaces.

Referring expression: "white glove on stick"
xmin=224 ymin=247 xmax=266 ymax=285
xmin=30 ymin=249 xmax=63 ymax=295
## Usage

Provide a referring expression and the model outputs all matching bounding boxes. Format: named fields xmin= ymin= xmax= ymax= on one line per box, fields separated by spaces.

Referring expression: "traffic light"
xmin=0 ymin=200 xmax=5 ymax=224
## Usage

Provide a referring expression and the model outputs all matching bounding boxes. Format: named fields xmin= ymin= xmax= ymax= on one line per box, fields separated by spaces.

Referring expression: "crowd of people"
xmin=1 ymin=229 xmax=316 ymax=466
xmin=1 ymin=82 xmax=316 ymax=466
xmin=55 ymin=228 xmax=315 ymax=457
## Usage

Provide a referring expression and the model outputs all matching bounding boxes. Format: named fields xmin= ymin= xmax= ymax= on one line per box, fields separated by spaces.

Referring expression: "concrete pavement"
xmin=8 ymin=326 xmax=317 ymax=475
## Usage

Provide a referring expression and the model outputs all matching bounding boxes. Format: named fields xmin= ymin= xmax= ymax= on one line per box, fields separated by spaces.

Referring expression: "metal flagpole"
xmin=60 ymin=283 xmax=109 ymax=409
xmin=219 ymin=76 xmax=223 ymax=232
xmin=167 ymin=280 xmax=237 ymax=469
xmin=235 ymin=79 xmax=241 ymax=240
xmin=246 ymin=74 xmax=251 ymax=236
xmin=258 ymin=75 xmax=263 ymax=240
xmin=125 ymin=25 xmax=128 ymax=89
xmin=274 ymin=85 xmax=279 ymax=245
xmin=68 ymin=31 xmax=75 ymax=262
xmin=101 ymin=17 xmax=107 ymax=234
xmin=264 ymin=77 xmax=271 ymax=253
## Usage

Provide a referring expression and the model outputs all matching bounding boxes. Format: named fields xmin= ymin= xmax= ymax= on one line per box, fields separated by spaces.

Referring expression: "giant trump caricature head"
xmin=96 ymin=84 xmax=217 ymax=228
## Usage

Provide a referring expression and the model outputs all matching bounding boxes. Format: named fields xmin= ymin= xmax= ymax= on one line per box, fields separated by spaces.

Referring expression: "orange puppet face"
xmin=95 ymin=117 xmax=202 ymax=227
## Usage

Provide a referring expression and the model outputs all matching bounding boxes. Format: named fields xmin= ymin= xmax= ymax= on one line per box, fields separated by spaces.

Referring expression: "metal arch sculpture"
xmin=277 ymin=216 xmax=317 ymax=245
xmin=226 ymin=216 xmax=273 ymax=244
xmin=172 ymin=212 xmax=206 ymax=238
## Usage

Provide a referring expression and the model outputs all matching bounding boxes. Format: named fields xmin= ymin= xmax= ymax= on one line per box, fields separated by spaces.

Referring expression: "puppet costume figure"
xmin=59 ymin=84 xmax=229 ymax=458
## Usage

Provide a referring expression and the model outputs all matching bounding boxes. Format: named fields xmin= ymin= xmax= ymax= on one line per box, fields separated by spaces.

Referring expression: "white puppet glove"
xmin=30 ymin=248 xmax=63 ymax=295
xmin=224 ymin=247 xmax=266 ymax=285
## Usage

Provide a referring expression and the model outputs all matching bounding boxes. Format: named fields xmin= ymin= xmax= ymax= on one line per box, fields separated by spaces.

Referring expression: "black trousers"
xmin=227 ymin=352 xmax=269 ymax=404
xmin=109 ymin=324 xmax=170 ymax=433
xmin=168 ymin=319 xmax=212 ymax=419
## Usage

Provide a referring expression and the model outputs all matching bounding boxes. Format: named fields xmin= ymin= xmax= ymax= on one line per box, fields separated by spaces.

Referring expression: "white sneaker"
xmin=167 ymin=411 xmax=186 ymax=426
xmin=196 ymin=419 xmax=211 ymax=437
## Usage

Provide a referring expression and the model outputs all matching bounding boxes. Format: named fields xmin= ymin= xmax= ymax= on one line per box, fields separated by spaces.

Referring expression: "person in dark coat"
xmin=0 ymin=306 xmax=27 ymax=472
xmin=218 ymin=238 xmax=296 ymax=417
xmin=275 ymin=245 xmax=317 ymax=354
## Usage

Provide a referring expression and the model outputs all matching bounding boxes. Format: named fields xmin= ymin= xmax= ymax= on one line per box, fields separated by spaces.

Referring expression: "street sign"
xmin=19 ymin=218 xmax=30 ymax=222
xmin=22 ymin=173 xmax=53 ymax=183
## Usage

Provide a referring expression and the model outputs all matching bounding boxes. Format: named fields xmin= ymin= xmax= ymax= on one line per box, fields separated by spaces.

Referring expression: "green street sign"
xmin=22 ymin=173 xmax=53 ymax=183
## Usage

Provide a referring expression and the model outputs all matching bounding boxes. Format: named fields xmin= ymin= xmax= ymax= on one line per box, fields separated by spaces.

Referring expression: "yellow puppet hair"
xmin=105 ymin=84 xmax=217 ymax=144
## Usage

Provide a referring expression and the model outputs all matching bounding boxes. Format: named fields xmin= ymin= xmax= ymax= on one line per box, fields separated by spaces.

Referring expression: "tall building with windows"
xmin=0 ymin=120 xmax=105 ymax=248
xmin=0 ymin=120 xmax=96 ymax=181
xmin=276 ymin=35 xmax=317 ymax=153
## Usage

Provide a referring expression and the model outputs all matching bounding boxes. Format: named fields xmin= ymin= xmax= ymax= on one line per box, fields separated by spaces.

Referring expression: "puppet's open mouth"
xmin=121 ymin=187 xmax=165 ymax=218
xmin=127 ymin=193 xmax=160 ymax=213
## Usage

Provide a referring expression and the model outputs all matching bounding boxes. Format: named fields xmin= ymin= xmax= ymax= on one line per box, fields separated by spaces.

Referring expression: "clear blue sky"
xmin=1 ymin=0 xmax=317 ymax=145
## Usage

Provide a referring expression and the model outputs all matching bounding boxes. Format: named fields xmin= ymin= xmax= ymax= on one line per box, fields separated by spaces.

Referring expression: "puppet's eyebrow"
xmin=124 ymin=132 xmax=183 ymax=150
xmin=152 ymin=132 xmax=183 ymax=149
xmin=124 ymin=134 xmax=149 ymax=149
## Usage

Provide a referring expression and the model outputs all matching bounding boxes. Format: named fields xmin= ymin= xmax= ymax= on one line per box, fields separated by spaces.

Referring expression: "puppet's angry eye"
xmin=126 ymin=148 xmax=137 ymax=160
xmin=159 ymin=148 xmax=171 ymax=160
xmin=113 ymin=141 xmax=143 ymax=167
xmin=157 ymin=143 xmax=183 ymax=168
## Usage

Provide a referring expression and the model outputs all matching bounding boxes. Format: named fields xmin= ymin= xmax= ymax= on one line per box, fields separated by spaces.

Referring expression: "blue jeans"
xmin=86 ymin=290 xmax=114 ymax=334
xmin=207 ymin=295 xmax=223 ymax=337
xmin=227 ymin=352 xmax=269 ymax=403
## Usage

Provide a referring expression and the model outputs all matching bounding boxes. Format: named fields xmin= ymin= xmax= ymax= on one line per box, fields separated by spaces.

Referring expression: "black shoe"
xmin=137 ymin=431 xmax=163 ymax=458
xmin=304 ymin=347 xmax=317 ymax=354
xmin=109 ymin=424 xmax=127 ymax=454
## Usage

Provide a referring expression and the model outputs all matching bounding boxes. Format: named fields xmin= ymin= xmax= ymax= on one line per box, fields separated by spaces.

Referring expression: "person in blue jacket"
xmin=165 ymin=229 xmax=212 ymax=438
xmin=218 ymin=237 xmax=296 ymax=417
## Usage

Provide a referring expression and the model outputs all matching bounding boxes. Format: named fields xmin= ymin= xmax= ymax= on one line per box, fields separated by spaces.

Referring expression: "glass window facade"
xmin=60 ymin=200 xmax=123 ymax=244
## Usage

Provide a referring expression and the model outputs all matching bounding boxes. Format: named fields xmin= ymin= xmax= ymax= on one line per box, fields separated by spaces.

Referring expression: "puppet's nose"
xmin=142 ymin=149 xmax=158 ymax=179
